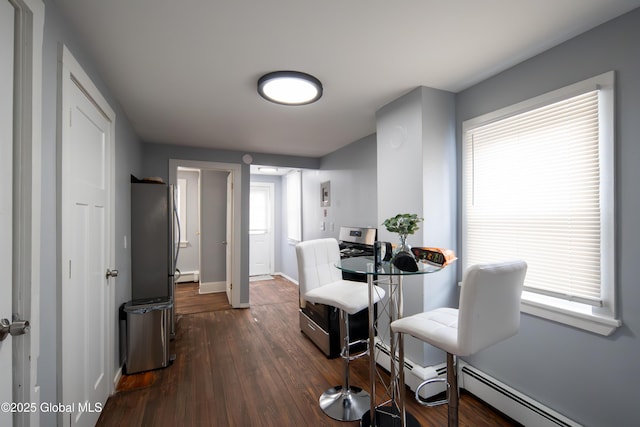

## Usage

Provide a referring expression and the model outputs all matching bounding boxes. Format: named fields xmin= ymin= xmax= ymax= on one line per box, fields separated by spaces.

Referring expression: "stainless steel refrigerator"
xmin=130 ymin=176 xmax=179 ymax=338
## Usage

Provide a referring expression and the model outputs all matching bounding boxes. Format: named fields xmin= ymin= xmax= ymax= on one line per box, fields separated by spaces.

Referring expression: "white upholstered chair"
xmin=296 ymin=238 xmax=386 ymax=421
xmin=391 ymin=260 xmax=527 ymax=427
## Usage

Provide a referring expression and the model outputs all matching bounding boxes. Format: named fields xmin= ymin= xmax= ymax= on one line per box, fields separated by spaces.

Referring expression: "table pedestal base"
xmin=360 ymin=406 xmax=421 ymax=427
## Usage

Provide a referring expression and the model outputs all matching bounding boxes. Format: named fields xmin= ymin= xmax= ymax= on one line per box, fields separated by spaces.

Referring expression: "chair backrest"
xmin=457 ymin=260 xmax=527 ymax=356
xmin=296 ymin=238 xmax=344 ymax=297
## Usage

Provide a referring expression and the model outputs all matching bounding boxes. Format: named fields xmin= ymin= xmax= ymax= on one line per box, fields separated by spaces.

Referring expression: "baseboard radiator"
xmin=459 ymin=361 xmax=580 ymax=427
xmin=175 ymin=271 xmax=199 ymax=283
xmin=374 ymin=340 xmax=447 ymax=399
xmin=374 ymin=340 xmax=580 ymax=427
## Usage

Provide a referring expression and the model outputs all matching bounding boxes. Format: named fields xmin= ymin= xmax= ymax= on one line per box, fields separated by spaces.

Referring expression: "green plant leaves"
xmin=382 ymin=213 xmax=423 ymax=235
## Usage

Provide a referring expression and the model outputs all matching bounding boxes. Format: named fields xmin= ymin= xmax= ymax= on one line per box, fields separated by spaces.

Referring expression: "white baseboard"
xmin=274 ymin=271 xmax=298 ymax=285
xmin=458 ymin=360 xmax=580 ymax=427
xmin=112 ymin=366 xmax=122 ymax=394
xmin=199 ymin=281 xmax=226 ymax=294
xmin=175 ymin=270 xmax=199 ymax=283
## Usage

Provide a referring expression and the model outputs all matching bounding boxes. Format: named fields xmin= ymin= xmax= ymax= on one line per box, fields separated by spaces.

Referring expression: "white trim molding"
xmin=199 ymin=281 xmax=226 ymax=294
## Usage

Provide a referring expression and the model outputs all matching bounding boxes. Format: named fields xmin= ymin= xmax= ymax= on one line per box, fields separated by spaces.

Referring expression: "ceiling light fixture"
xmin=258 ymin=167 xmax=279 ymax=173
xmin=257 ymin=71 xmax=323 ymax=105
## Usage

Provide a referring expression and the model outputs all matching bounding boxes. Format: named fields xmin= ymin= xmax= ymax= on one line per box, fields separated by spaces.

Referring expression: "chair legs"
xmin=318 ymin=309 xmax=370 ymax=421
xmin=446 ymin=353 xmax=459 ymax=427
xmin=414 ymin=352 xmax=459 ymax=427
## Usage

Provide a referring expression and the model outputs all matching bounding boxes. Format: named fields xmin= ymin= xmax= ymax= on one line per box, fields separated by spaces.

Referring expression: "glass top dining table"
xmin=336 ymin=255 xmax=444 ymax=427
xmin=338 ymin=255 xmax=442 ymax=276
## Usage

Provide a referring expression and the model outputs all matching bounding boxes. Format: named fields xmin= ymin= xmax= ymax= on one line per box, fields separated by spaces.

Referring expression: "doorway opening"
xmin=249 ymin=182 xmax=275 ymax=277
xmin=174 ymin=167 xmax=201 ymax=285
xmin=248 ymin=165 xmax=301 ymax=302
xmin=169 ymin=160 xmax=243 ymax=308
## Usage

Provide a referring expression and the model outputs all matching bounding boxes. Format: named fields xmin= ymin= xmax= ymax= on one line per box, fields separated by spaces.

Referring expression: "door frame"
xmin=58 ymin=45 xmax=116 ymax=424
xmin=9 ymin=1 xmax=43 ymax=426
xmin=249 ymin=181 xmax=275 ymax=276
xmin=169 ymin=159 xmax=245 ymax=308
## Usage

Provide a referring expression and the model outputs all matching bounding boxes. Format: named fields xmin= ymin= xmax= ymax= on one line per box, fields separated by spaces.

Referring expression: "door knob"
xmin=0 ymin=318 xmax=30 ymax=341
xmin=106 ymin=268 xmax=119 ymax=279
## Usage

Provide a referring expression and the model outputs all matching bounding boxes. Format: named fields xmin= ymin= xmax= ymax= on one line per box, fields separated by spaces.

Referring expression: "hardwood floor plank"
xmin=175 ymin=282 xmax=231 ymax=315
xmin=98 ymin=276 xmax=520 ymax=426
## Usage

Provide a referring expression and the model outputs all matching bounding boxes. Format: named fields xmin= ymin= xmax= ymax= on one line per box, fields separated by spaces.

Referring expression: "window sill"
xmin=520 ymin=291 xmax=621 ymax=336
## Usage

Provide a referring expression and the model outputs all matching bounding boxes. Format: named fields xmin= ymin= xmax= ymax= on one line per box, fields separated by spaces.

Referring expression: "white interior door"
xmin=225 ymin=173 xmax=233 ymax=301
xmin=1 ymin=2 xmax=44 ymax=425
xmin=60 ymin=47 xmax=115 ymax=427
xmin=249 ymin=183 xmax=274 ymax=276
xmin=0 ymin=2 xmax=15 ymax=423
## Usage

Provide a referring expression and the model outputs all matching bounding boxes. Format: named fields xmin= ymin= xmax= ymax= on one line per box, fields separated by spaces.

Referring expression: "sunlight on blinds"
xmin=464 ymin=90 xmax=602 ymax=305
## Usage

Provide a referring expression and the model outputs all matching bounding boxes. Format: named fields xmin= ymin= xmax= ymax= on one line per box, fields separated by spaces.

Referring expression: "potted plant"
xmin=382 ymin=213 xmax=423 ymax=256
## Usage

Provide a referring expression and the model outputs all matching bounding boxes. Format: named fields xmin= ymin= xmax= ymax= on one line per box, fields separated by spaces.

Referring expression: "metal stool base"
xmin=319 ymin=386 xmax=370 ymax=421
xmin=360 ymin=405 xmax=421 ymax=427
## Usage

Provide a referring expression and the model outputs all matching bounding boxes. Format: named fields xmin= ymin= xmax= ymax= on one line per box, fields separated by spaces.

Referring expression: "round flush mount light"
xmin=257 ymin=71 xmax=323 ymax=105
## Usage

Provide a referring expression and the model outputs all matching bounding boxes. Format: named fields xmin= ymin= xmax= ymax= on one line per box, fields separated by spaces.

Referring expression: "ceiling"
xmin=52 ymin=0 xmax=640 ymax=158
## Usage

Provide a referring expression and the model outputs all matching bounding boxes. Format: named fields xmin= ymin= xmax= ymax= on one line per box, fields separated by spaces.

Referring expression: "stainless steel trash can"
xmin=122 ymin=296 xmax=173 ymax=374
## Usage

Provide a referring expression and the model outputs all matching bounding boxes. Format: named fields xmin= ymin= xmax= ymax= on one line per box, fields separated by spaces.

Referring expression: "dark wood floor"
xmin=174 ymin=281 xmax=232 ymax=315
xmin=97 ymin=277 xmax=520 ymax=426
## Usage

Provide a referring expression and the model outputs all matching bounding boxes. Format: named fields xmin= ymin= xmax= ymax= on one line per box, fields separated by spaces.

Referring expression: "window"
xmin=285 ymin=170 xmax=302 ymax=243
xmin=462 ymin=72 xmax=619 ymax=335
xmin=176 ymin=177 xmax=188 ymax=247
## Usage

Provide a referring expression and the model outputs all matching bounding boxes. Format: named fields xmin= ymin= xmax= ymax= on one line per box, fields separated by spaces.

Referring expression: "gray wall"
xmin=280 ymin=133 xmax=378 ymax=283
xmin=376 ymin=87 xmax=457 ymax=367
xmin=41 ymin=2 xmax=144 ymax=425
xmin=200 ymin=170 xmax=228 ymax=283
xmin=455 ymin=9 xmax=640 ymax=426
xmin=304 ymin=133 xmax=378 ymax=241
xmin=273 ymin=134 xmax=378 ymax=282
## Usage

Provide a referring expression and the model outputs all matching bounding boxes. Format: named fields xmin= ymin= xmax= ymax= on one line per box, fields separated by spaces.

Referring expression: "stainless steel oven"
xmin=299 ymin=226 xmax=377 ymax=358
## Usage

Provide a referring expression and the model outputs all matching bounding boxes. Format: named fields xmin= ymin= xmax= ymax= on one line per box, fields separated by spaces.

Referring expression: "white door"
xmin=249 ymin=183 xmax=274 ymax=276
xmin=1 ymin=2 xmax=43 ymax=425
xmin=60 ymin=47 xmax=115 ymax=427
xmin=225 ymin=173 xmax=233 ymax=301
xmin=0 ymin=2 xmax=15 ymax=423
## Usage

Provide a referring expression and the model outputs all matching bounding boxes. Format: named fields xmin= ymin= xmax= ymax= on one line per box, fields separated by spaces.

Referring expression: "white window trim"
xmin=285 ymin=170 xmax=302 ymax=244
xmin=177 ymin=177 xmax=189 ymax=247
xmin=462 ymin=71 xmax=620 ymax=336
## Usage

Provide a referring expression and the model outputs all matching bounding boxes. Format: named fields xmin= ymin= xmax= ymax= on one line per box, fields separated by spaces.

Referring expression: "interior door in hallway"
xmin=0 ymin=2 xmax=15 ymax=423
xmin=249 ymin=182 xmax=274 ymax=276
xmin=60 ymin=47 xmax=115 ymax=427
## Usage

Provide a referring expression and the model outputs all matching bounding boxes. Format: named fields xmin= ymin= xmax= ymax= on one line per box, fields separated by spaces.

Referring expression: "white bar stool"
xmin=296 ymin=238 xmax=386 ymax=421
xmin=391 ymin=260 xmax=527 ymax=427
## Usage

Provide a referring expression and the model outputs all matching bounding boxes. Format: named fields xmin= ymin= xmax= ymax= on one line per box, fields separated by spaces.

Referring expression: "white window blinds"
xmin=463 ymin=90 xmax=604 ymax=305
